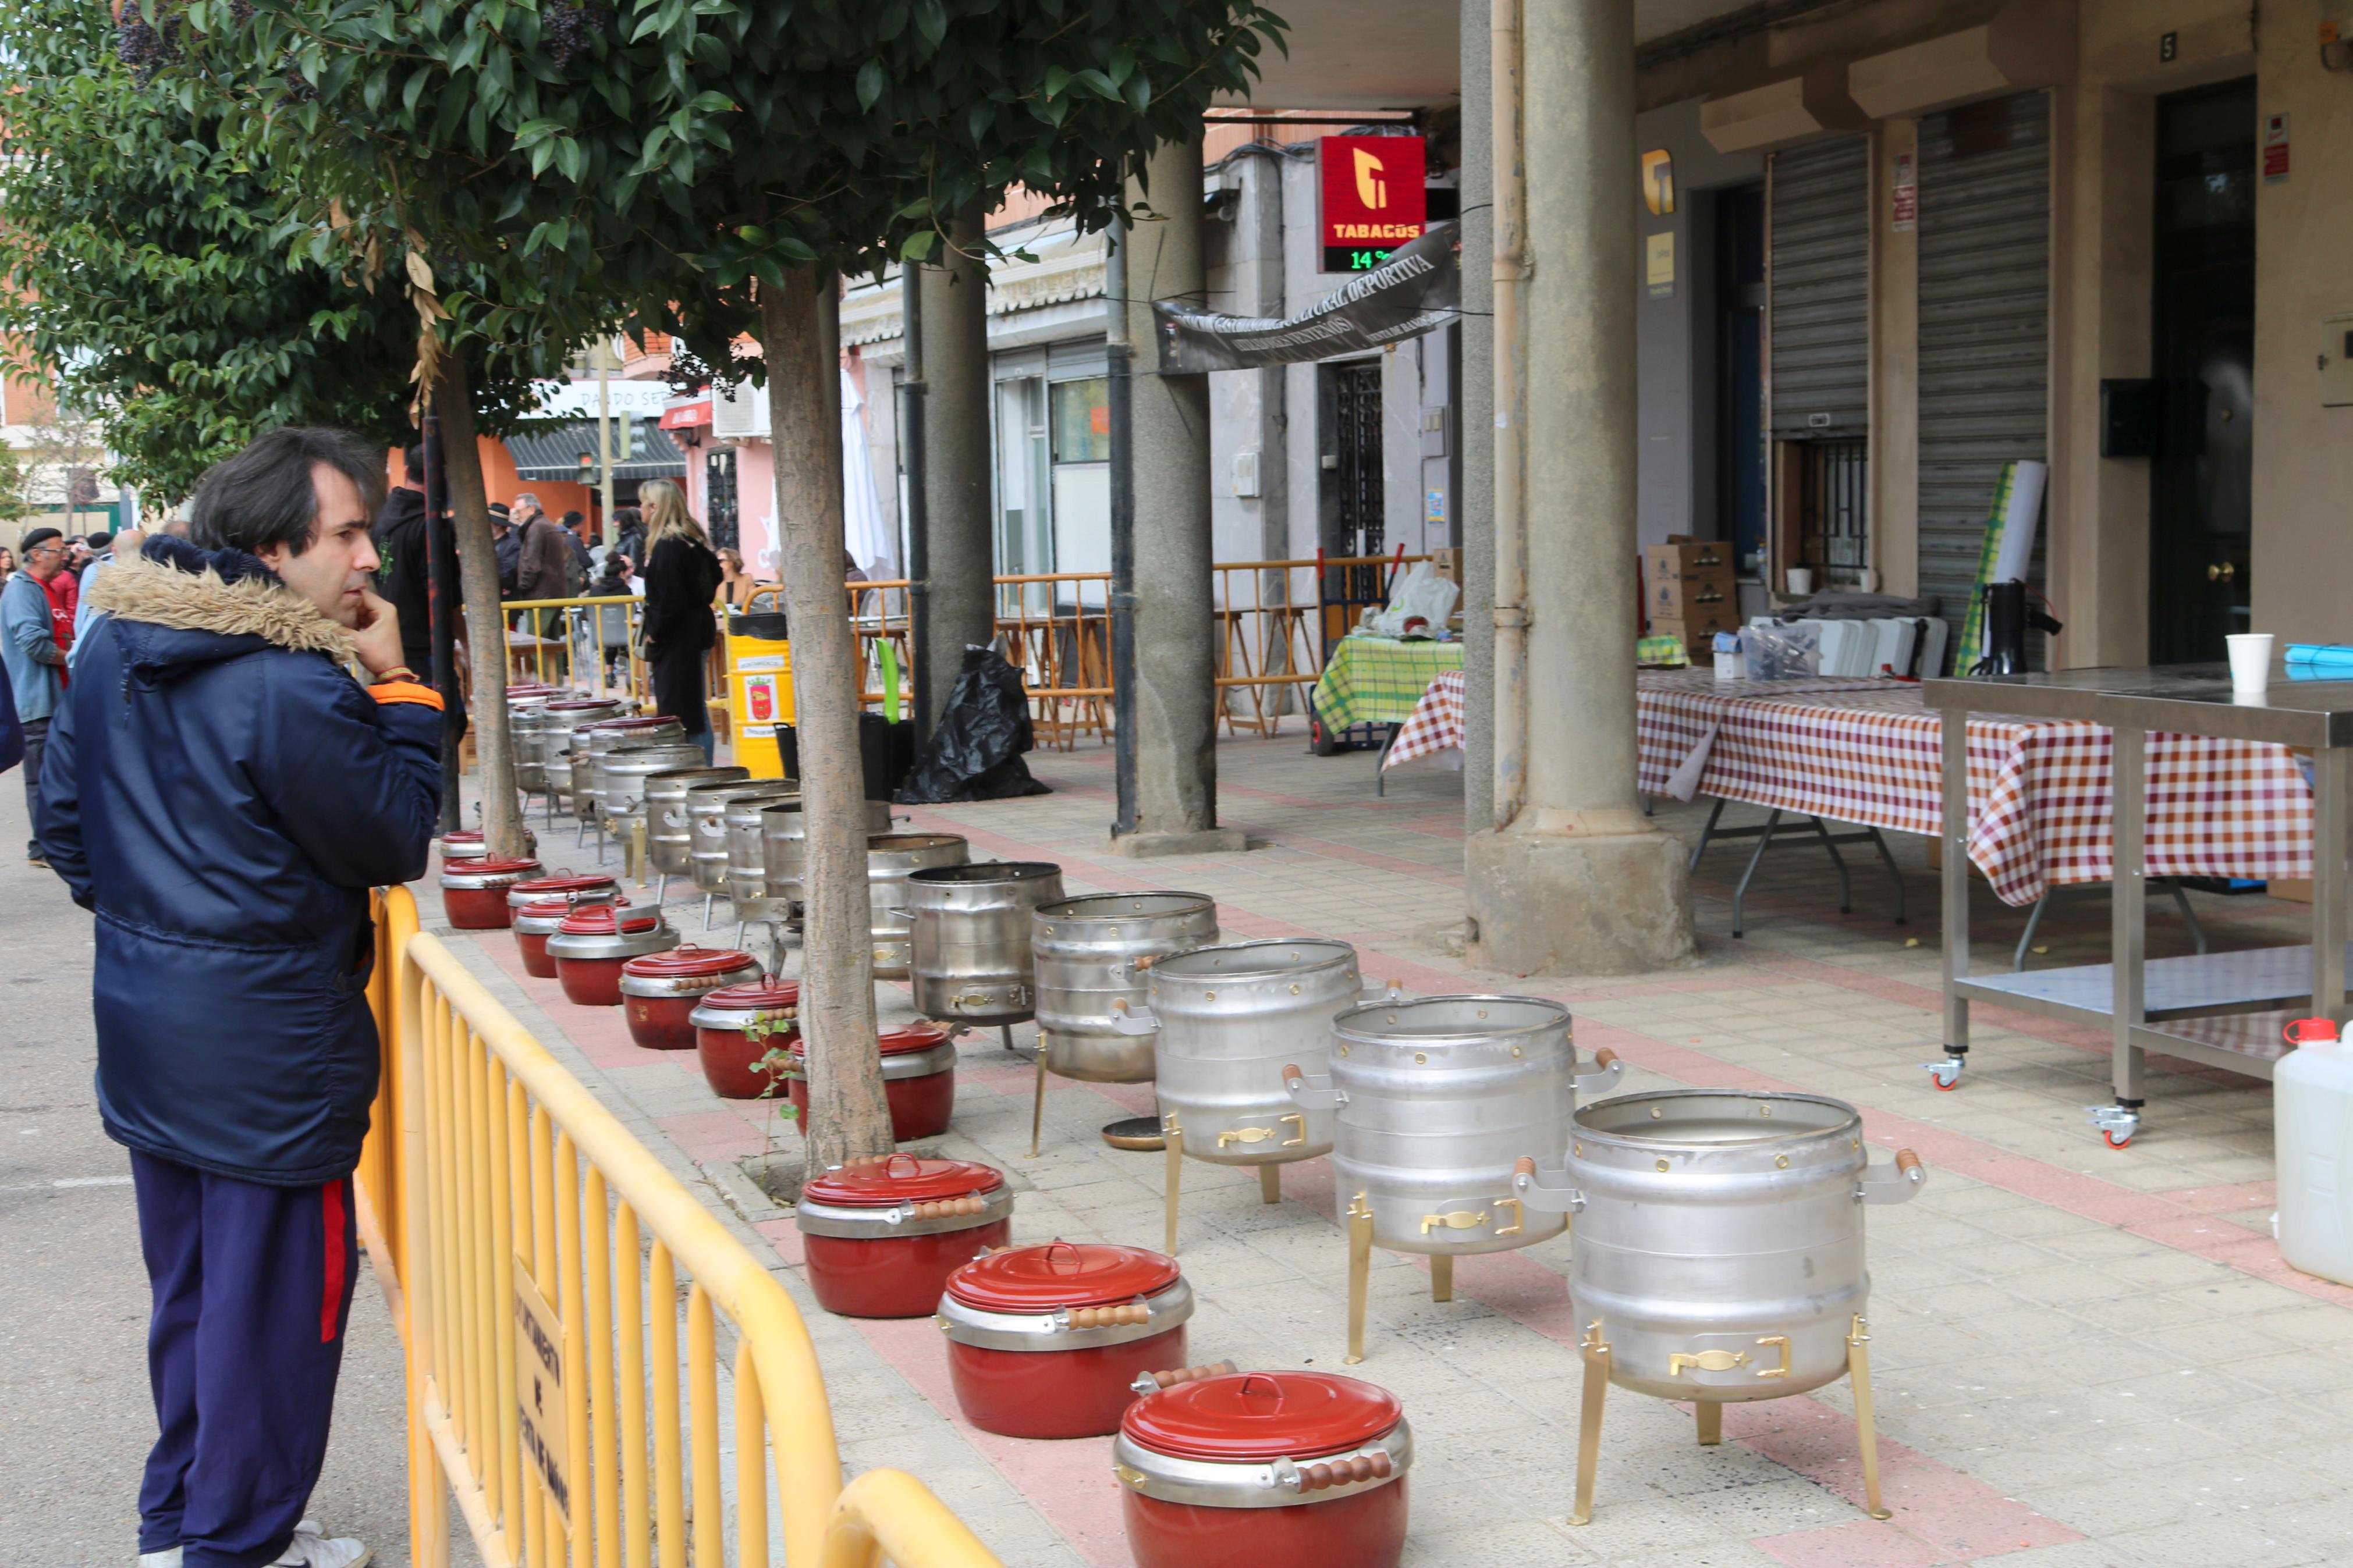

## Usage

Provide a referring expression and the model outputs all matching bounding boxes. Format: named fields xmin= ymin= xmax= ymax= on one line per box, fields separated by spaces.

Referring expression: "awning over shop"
xmin=659 ymin=400 xmax=712 ymax=431
xmin=1153 ymin=221 xmax=1459 ymax=372
xmin=506 ymin=418 xmax=688 ymax=483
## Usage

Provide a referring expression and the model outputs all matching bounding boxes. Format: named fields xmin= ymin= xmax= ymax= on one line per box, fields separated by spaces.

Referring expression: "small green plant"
xmin=743 ymin=1011 xmax=801 ymax=1162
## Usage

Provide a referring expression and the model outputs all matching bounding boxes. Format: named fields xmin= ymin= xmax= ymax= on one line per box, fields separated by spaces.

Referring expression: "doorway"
xmin=1715 ymin=182 xmax=1768 ymax=574
xmin=2148 ymin=77 xmax=2255 ymax=664
xmin=1319 ymin=360 xmax=1386 ymax=605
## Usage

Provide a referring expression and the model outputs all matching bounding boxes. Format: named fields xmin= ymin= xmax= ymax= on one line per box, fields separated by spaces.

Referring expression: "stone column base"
xmin=1465 ymin=824 xmax=1695 ymax=977
xmin=1108 ymin=827 xmax=1251 ymax=859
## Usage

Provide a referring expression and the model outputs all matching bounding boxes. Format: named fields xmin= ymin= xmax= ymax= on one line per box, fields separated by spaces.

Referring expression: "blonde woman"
xmin=636 ymin=478 xmax=724 ymax=761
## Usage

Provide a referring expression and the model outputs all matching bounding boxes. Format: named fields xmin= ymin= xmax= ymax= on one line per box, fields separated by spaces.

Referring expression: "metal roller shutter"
xmin=1917 ymin=91 xmax=2051 ymax=657
xmin=1768 ymin=134 xmax=1870 ymax=439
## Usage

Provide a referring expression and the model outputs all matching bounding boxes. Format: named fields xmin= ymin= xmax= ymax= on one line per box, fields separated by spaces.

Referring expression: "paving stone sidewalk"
xmin=446 ymin=732 xmax=2351 ymax=1568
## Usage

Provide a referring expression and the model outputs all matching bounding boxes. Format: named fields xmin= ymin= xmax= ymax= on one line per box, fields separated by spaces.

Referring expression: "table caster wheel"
xmin=2086 ymin=1104 xmax=2140 ymax=1149
xmin=1921 ymin=1057 xmax=1963 ymax=1091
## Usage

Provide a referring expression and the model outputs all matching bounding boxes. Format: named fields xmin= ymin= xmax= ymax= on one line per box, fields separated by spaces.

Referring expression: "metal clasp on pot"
xmin=1857 ymin=1147 xmax=1927 ymax=1205
xmin=1109 ymin=997 xmax=1158 ymax=1036
xmin=1573 ymin=1046 xmax=1624 ymax=1096
xmin=1509 ymin=1154 xmax=1585 ymax=1214
xmin=1281 ymin=1064 xmax=1344 ymax=1112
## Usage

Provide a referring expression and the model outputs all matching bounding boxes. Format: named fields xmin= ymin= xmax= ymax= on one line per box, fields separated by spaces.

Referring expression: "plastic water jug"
xmin=2274 ymin=1016 xmax=2353 ymax=1287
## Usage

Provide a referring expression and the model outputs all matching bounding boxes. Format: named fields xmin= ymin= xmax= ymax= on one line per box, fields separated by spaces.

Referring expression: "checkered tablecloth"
xmin=1311 ymin=635 xmax=1465 ymax=732
xmin=1384 ymin=670 xmax=2315 ymax=906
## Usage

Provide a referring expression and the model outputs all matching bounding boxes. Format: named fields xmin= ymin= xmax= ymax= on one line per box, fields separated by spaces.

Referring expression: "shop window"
xmin=1050 ymin=377 xmax=1110 ymax=463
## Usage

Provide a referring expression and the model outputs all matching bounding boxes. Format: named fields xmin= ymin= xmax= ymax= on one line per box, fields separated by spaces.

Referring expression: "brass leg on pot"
xmin=1259 ymin=1162 xmax=1282 ymax=1204
xmin=1028 ymin=1052 xmax=1047 ymax=1159
xmin=1163 ymin=1115 xmax=1183 ymax=1256
xmin=1344 ymin=1192 xmax=1373 ymax=1366
xmin=1429 ymin=1253 xmax=1453 ymax=1303
xmin=1568 ymin=1322 xmax=1611 ymax=1527
xmin=1848 ymin=1314 xmax=1891 ymax=1520
xmin=1695 ymin=1401 xmax=1722 ymax=1447
xmin=630 ymin=820 xmax=649 ymax=886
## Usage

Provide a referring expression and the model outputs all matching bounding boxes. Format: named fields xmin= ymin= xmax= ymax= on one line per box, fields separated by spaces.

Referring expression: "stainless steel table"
xmin=1922 ymin=663 xmax=2350 ymax=1147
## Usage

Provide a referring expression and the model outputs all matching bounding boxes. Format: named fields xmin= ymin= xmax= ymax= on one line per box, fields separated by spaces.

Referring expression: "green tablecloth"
xmin=1310 ymin=635 xmax=1465 ymax=730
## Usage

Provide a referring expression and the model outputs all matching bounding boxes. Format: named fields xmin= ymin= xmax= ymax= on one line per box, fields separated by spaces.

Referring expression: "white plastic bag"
xmin=1364 ymin=563 xmax=1460 ymax=639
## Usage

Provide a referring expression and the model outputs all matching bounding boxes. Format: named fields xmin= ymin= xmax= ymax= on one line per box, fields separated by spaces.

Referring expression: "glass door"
xmin=995 ymin=376 xmax=1053 ymax=616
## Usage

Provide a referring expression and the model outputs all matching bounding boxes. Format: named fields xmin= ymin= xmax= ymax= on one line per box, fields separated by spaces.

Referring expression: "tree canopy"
xmin=0 ymin=0 xmax=569 ymax=499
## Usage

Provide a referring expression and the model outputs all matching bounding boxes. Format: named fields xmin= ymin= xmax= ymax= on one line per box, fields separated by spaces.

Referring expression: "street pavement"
xmin=0 ymin=776 xmax=444 ymax=1565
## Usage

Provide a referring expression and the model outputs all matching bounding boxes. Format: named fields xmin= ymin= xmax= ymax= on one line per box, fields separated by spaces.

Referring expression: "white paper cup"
xmin=2226 ymin=632 xmax=2274 ymax=694
xmin=1786 ymin=568 xmax=1814 ymax=596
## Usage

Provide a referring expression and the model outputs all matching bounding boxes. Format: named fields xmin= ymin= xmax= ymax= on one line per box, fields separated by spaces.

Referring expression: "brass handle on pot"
xmin=1279 ymin=1114 xmax=1306 ymax=1147
xmin=1130 ymin=1360 xmax=1238 ymax=1395
xmin=1492 ymin=1196 xmax=1522 ymax=1237
xmin=1419 ymin=1210 xmax=1488 ymax=1235
xmin=1754 ymin=1335 xmax=1791 ymax=1379
xmin=1669 ymin=1349 xmax=1749 ymax=1377
xmin=1218 ymin=1126 xmax=1276 ymax=1148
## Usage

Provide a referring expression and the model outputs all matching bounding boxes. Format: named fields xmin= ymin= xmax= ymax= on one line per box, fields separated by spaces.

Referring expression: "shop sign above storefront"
xmin=1318 ymin=133 xmax=1426 ymax=272
xmin=1153 ymin=222 xmax=1459 ymax=374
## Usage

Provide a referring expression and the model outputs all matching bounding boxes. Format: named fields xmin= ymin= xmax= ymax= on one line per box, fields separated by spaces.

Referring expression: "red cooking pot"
xmin=438 ymin=856 xmax=544 ymax=929
xmin=504 ymin=869 xmax=621 ymax=912
xmin=795 ymin=1154 xmax=1012 ymax=1318
xmin=779 ymin=1022 xmax=959 ymax=1141
xmin=938 ymin=1241 xmax=1192 ymax=1438
xmin=514 ymin=893 xmax=630 ymax=979
xmin=545 ymin=905 xmax=679 ymax=1007
xmin=1114 ymin=1371 xmax=1411 ymax=1568
xmin=435 ymin=826 xmax=539 ymax=863
xmin=619 ymin=947 xmax=763 ymax=1051
xmin=689 ymin=978 xmax=802 ymax=1098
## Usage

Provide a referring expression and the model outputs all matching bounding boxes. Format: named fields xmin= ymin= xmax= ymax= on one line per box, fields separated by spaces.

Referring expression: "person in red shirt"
xmin=39 ymin=553 xmax=76 ymax=675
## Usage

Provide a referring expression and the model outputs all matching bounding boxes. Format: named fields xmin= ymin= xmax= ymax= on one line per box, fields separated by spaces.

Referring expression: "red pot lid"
xmin=699 ymin=977 xmax=803 ymax=1012
xmin=441 ymin=829 xmax=484 ymax=844
xmin=513 ymin=872 xmax=619 ymax=898
xmin=521 ymin=894 xmax=630 ymax=919
xmin=1122 ymin=1372 xmax=1401 ymax=1463
xmin=450 ymin=856 xmax=542 ymax=877
xmin=801 ymin=1154 xmax=1005 ymax=1208
xmin=622 ymin=946 xmax=759 ymax=979
xmin=548 ymin=698 xmax=621 ymax=712
xmin=785 ymin=1021 xmax=947 ymax=1058
xmin=587 ymin=716 xmax=677 ymax=733
xmin=947 ymin=1242 xmax=1177 ymax=1313
xmin=507 ymin=684 xmax=560 ymax=696
xmin=558 ymin=905 xmax=666 ymax=936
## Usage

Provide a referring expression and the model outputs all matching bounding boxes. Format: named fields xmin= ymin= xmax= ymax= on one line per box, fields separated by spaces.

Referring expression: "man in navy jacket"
xmin=38 ymin=428 xmax=442 ymax=1568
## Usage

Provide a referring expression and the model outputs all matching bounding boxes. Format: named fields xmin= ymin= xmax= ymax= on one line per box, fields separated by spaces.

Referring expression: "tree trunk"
xmin=758 ymin=271 xmax=893 ymax=1167
xmin=431 ymin=355 xmax=528 ymax=860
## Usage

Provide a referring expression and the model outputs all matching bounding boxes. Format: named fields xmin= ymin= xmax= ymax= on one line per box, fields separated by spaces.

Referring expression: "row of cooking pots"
xmin=797 ymin=1155 xmax=1411 ymax=1568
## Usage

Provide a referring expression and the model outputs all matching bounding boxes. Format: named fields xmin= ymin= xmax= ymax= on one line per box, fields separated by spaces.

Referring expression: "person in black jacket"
xmin=634 ymin=478 xmax=723 ymax=762
xmin=371 ymin=442 xmax=466 ymax=735
xmin=38 ymin=427 xmax=441 ymax=1568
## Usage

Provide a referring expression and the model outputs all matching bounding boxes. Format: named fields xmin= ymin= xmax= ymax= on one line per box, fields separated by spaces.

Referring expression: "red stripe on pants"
xmin=320 ymin=1181 xmax=348 ymax=1343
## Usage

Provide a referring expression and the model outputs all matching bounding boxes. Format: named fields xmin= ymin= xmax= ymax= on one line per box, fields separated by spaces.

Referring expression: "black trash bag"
xmin=896 ymin=645 xmax=1053 ymax=803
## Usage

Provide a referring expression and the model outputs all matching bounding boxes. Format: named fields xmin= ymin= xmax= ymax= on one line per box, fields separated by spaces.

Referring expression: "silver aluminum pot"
xmin=771 ymin=1037 xmax=960 ymax=1087
xmin=1137 ymin=940 xmax=1370 ymax=1162
xmin=1112 ymin=1410 xmax=1412 ymax=1511
xmin=935 ymin=1273 xmax=1193 ymax=1353
xmin=510 ymin=707 xmax=553 ymax=794
xmin=723 ymin=793 xmax=801 ymax=918
xmin=758 ymin=800 xmax=897 ymax=917
xmin=868 ymin=833 xmax=971 ymax=977
xmin=436 ymin=858 xmax=544 ymax=895
xmin=1289 ymin=995 xmax=1620 ymax=1256
xmin=544 ymin=915 xmax=681 ymax=963
xmin=1031 ymin=894 xmax=1219 ymax=1084
xmin=530 ymin=700 xmax=626 ymax=798
xmin=580 ymin=719 xmax=688 ymax=823
xmin=690 ymin=781 xmax=797 ymax=898
xmin=1514 ymin=1090 xmax=1924 ymax=1403
xmin=795 ymin=1176 xmax=1013 ymax=1242
xmin=907 ymin=862 xmax=1065 ymax=1023
xmin=643 ymin=766 xmax=750 ymax=877
xmin=595 ymin=744 xmax=709 ymax=828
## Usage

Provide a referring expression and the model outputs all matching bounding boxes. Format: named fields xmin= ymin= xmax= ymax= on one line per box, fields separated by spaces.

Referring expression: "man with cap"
xmin=2 ymin=527 xmax=72 ymax=863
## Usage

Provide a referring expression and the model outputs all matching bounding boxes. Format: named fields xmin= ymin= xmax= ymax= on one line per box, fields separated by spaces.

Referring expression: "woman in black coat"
xmin=634 ymin=479 xmax=724 ymax=760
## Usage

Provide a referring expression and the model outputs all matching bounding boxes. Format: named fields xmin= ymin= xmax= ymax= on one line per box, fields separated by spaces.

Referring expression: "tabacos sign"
xmin=1319 ymin=134 xmax=1426 ymax=272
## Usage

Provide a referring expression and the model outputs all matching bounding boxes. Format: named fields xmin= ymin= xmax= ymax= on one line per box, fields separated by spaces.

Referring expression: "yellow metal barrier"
xmin=363 ymin=885 xmax=1003 ymax=1567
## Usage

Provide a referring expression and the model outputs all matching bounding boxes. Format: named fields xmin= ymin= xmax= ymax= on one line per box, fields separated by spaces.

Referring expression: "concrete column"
xmin=1465 ymin=0 xmax=1694 ymax=975
xmin=1114 ymin=134 xmax=1244 ymax=856
xmin=916 ymin=204 xmax=995 ymax=733
xmin=1457 ymin=0 xmax=1496 ymax=835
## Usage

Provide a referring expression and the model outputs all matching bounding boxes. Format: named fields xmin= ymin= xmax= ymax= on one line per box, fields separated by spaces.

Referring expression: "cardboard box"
xmin=1647 ymin=540 xmax=1736 ymax=584
xmin=1649 ymin=607 xmax=1738 ymax=645
xmin=1649 ymin=570 xmax=1735 ymax=620
xmin=1429 ymin=546 xmax=1461 ymax=585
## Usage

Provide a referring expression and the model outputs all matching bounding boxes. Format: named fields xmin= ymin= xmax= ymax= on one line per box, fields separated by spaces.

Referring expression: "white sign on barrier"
xmin=514 ymin=1260 xmax=571 ymax=1526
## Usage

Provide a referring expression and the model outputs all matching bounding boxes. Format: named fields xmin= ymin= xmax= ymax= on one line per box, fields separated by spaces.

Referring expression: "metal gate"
xmin=1769 ymin=134 xmax=1871 ymax=441
xmin=1917 ymin=91 xmax=2051 ymax=657
xmin=1331 ymin=361 xmax=1385 ymax=603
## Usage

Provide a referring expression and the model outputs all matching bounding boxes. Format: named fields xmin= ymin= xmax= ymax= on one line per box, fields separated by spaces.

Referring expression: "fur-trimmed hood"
xmin=87 ymin=536 xmax=355 ymax=688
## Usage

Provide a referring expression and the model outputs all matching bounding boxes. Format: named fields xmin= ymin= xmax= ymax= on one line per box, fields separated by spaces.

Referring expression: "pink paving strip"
xmin=1752 ymin=1520 xmax=1949 ymax=1568
xmin=848 ymin=1316 xmax=1138 ymax=1568
xmin=470 ymin=931 xmax=690 ymax=1071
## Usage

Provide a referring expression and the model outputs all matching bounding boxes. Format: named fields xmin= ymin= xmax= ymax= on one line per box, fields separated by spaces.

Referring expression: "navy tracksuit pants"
xmin=132 ymin=1151 xmax=360 ymax=1568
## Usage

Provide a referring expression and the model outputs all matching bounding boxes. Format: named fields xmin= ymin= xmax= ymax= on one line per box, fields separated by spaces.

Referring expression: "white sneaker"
xmin=136 ymin=1551 xmax=181 ymax=1568
xmin=271 ymin=1522 xmax=371 ymax=1568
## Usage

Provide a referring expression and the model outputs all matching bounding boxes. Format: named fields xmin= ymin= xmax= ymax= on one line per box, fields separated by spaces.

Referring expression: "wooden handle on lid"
xmin=1068 ymin=1303 xmax=1152 ymax=1328
xmin=1141 ymin=1360 xmax=1237 ymax=1390
xmin=910 ymin=1195 xmax=990 ymax=1219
